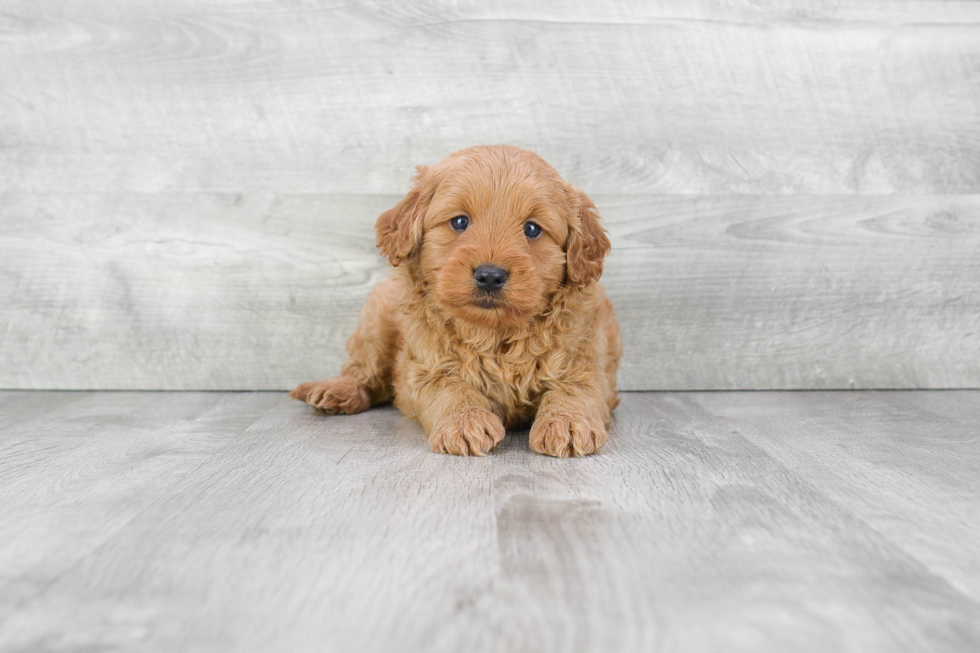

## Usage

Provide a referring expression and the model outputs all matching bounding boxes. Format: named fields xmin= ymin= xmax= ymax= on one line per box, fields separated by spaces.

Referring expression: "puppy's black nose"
xmin=473 ymin=264 xmax=509 ymax=293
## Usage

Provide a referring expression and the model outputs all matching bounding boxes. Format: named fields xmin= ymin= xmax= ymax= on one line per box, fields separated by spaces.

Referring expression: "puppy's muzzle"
xmin=473 ymin=264 xmax=509 ymax=294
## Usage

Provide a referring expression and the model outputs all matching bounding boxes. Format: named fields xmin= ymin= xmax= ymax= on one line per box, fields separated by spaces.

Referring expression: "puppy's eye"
xmin=450 ymin=215 xmax=470 ymax=232
xmin=524 ymin=221 xmax=542 ymax=239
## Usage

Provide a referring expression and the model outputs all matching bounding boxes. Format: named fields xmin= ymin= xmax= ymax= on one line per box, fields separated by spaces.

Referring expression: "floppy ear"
xmin=565 ymin=188 xmax=611 ymax=288
xmin=375 ymin=165 xmax=433 ymax=266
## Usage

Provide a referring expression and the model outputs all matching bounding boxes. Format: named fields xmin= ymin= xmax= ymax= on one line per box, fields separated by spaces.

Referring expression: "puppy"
xmin=291 ymin=145 xmax=621 ymax=457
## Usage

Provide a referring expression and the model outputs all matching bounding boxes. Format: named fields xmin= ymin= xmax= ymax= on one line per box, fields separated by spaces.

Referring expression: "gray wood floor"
xmin=1 ymin=390 xmax=978 ymax=652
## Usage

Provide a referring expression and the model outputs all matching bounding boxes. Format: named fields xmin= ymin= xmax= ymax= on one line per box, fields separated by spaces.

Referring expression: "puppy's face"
xmin=376 ymin=146 xmax=610 ymax=328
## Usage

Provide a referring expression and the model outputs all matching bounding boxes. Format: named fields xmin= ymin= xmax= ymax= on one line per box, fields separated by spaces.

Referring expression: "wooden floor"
xmin=1 ymin=391 xmax=978 ymax=652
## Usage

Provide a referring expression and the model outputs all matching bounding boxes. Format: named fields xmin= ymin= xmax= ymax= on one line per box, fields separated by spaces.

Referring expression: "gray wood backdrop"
xmin=2 ymin=0 xmax=979 ymax=391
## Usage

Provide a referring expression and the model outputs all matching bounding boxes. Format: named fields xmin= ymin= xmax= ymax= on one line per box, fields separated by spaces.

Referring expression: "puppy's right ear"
xmin=375 ymin=165 xmax=433 ymax=266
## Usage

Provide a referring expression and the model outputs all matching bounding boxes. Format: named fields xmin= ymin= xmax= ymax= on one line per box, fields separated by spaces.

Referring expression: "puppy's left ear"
xmin=375 ymin=165 xmax=434 ymax=266
xmin=565 ymin=187 xmax=611 ymax=288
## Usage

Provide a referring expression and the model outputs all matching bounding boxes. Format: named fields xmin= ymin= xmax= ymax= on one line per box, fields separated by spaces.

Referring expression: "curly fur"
xmin=291 ymin=145 xmax=622 ymax=457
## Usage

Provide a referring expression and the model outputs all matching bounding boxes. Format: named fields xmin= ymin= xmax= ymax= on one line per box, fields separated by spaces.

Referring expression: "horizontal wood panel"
xmin=1 ymin=1 xmax=979 ymax=194
xmin=2 ymin=192 xmax=977 ymax=390
xmin=606 ymin=195 xmax=980 ymax=389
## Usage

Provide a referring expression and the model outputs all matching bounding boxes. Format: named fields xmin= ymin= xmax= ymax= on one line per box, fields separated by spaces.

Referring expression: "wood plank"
xmin=2 ymin=193 xmax=977 ymax=390
xmin=607 ymin=195 xmax=980 ymax=390
xmin=693 ymin=390 xmax=980 ymax=603
xmin=0 ymin=391 xmax=281 ymax=622
xmin=0 ymin=392 xmax=93 ymax=430
xmin=1 ymin=392 xmax=978 ymax=651
xmin=0 ymin=192 xmax=391 ymax=391
xmin=1 ymin=1 xmax=978 ymax=195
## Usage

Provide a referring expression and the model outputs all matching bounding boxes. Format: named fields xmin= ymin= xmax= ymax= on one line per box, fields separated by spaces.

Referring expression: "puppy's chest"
xmin=452 ymin=338 xmax=555 ymax=408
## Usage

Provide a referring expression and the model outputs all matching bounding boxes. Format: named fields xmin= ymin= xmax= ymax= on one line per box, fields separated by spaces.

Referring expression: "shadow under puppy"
xmin=292 ymin=145 xmax=621 ymax=457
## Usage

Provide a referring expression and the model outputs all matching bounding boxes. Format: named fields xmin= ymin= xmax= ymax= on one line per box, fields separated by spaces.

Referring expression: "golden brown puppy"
xmin=291 ymin=145 xmax=621 ymax=457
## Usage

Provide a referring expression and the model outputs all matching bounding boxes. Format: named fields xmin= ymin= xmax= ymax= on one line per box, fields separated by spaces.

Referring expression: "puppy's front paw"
xmin=429 ymin=410 xmax=505 ymax=456
xmin=530 ymin=411 xmax=607 ymax=457
xmin=290 ymin=377 xmax=370 ymax=414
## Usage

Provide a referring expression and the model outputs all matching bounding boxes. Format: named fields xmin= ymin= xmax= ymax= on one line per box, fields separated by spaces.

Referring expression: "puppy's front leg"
xmin=290 ymin=276 xmax=400 ymax=414
xmin=412 ymin=382 xmax=505 ymax=457
xmin=290 ymin=376 xmax=371 ymax=415
xmin=530 ymin=387 xmax=610 ymax=458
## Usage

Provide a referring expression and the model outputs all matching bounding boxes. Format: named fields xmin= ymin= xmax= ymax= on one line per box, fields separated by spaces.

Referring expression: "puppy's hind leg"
xmin=290 ymin=275 xmax=402 ymax=414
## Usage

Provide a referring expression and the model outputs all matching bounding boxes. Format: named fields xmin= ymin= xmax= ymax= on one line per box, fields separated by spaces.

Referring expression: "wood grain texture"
xmin=1 ymin=390 xmax=979 ymax=652
xmin=2 ymin=193 xmax=978 ymax=390
xmin=1 ymin=1 xmax=979 ymax=195
xmin=693 ymin=390 xmax=980 ymax=603
xmin=0 ymin=391 xmax=281 ymax=623
xmin=2 ymin=0 xmax=979 ymax=390
xmin=0 ymin=391 xmax=93 ymax=429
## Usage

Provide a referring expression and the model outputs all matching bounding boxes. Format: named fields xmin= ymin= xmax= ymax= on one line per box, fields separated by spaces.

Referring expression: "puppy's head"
xmin=376 ymin=145 xmax=610 ymax=328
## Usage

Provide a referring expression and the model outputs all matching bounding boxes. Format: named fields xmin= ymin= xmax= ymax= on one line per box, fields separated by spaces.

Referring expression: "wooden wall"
xmin=2 ymin=1 xmax=979 ymax=390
